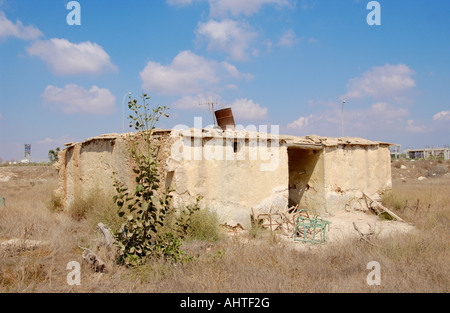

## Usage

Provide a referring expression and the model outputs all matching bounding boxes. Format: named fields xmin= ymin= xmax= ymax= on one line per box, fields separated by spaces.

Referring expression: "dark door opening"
xmin=288 ymin=148 xmax=321 ymax=208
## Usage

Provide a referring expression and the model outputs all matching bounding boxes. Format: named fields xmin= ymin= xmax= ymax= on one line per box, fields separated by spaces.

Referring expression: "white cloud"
xmin=277 ymin=29 xmax=301 ymax=47
xmin=287 ymin=116 xmax=310 ymax=129
xmin=221 ymin=61 xmax=253 ymax=80
xmin=36 ymin=135 xmax=75 ymax=147
xmin=433 ymin=111 xmax=450 ymax=121
xmin=140 ymin=50 xmax=219 ymax=96
xmin=343 ymin=64 xmax=416 ymax=102
xmin=168 ymin=1 xmax=295 ymax=60
xmin=166 ymin=0 xmax=199 ymax=6
xmin=140 ymin=50 xmax=250 ymax=96
xmin=0 ymin=11 xmax=43 ymax=40
xmin=37 ymin=137 xmax=54 ymax=145
xmin=300 ymin=0 xmax=316 ymax=10
xmin=42 ymin=84 xmax=116 ymax=115
xmin=229 ymin=98 xmax=268 ymax=121
xmin=370 ymin=102 xmax=409 ymax=119
xmin=172 ymin=94 xmax=213 ymax=110
xmin=406 ymin=119 xmax=427 ymax=133
xmin=196 ymin=19 xmax=258 ymax=61
xmin=208 ymin=0 xmax=293 ymax=17
xmin=287 ymin=101 xmax=413 ymax=137
xmin=167 ymin=0 xmax=293 ymax=17
xmin=26 ymin=38 xmax=117 ymax=75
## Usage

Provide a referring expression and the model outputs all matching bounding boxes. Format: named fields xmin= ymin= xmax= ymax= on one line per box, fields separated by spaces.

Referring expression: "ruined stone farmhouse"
xmin=54 ymin=127 xmax=392 ymax=227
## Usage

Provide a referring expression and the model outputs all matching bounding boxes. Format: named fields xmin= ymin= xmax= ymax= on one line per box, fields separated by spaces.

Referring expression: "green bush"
xmin=186 ymin=207 xmax=222 ymax=242
xmin=173 ymin=197 xmax=222 ymax=242
xmin=112 ymin=92 xmax=176 ymax=266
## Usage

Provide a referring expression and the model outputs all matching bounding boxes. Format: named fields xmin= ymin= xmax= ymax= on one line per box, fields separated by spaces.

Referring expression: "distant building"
xmin=390 ymin=144 xmax=401 ymax=160
xmin=405 ymin=148 xmax=450 ymax=160
xmin=24 ymin=144 xmax=31 ymax=163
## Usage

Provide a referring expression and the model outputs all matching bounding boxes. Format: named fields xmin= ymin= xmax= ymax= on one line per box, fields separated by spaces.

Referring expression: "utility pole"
xmin=341 ymin=99 xmax=346 ymax=138
xmin=123 ymin=92 xmax=131 ymax=132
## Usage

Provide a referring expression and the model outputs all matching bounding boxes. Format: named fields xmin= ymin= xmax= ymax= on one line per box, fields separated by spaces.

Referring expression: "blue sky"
xmin=0 ymin=0 xmax=449 ymax=162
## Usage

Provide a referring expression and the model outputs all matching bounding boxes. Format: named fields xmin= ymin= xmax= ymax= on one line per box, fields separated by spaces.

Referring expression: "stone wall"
xmin=166 ymin=130 xmax=289 ymax=225
xmin=54 ymin=132 xmax=173 ymax=208
xmin=322 ymin=143 xmax=392 ymax=214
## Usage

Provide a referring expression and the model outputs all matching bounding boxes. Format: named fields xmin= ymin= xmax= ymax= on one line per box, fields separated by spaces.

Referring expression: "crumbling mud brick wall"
xmin=166 ymin=128 xmax=290 ymax=226
xmin=54 ymin=130 xmax=393 ymax=226
xmin=53 ymin=131 xmax=174 ymax=209
xmin=321 ymin=141 xmax=392 ymax=215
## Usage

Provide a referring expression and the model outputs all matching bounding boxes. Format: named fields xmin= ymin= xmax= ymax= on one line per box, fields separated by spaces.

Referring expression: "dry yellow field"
xmin=0 ymin=161 xmax=449 ymax=293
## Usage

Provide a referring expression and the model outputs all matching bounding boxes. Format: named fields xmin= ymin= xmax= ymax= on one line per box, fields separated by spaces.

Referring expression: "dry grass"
xmin=392 ymin=158 xmax=450 ymax=178
xmin=1 ymin=165 xmax=449 ymax=293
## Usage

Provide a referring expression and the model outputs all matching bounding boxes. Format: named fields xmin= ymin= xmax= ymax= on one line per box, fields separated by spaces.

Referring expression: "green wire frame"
xmin=294 ymin=209 xmax=331 ymax=244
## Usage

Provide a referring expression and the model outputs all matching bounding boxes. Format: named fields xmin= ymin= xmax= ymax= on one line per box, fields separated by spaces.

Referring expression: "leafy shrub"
xmin=112 ymin=92 xmax=177 ymax=266
xmin=175 ymin=196 xmax=202 ymax=238
xmin=153 ymin=232 xmax=184 ymax=261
